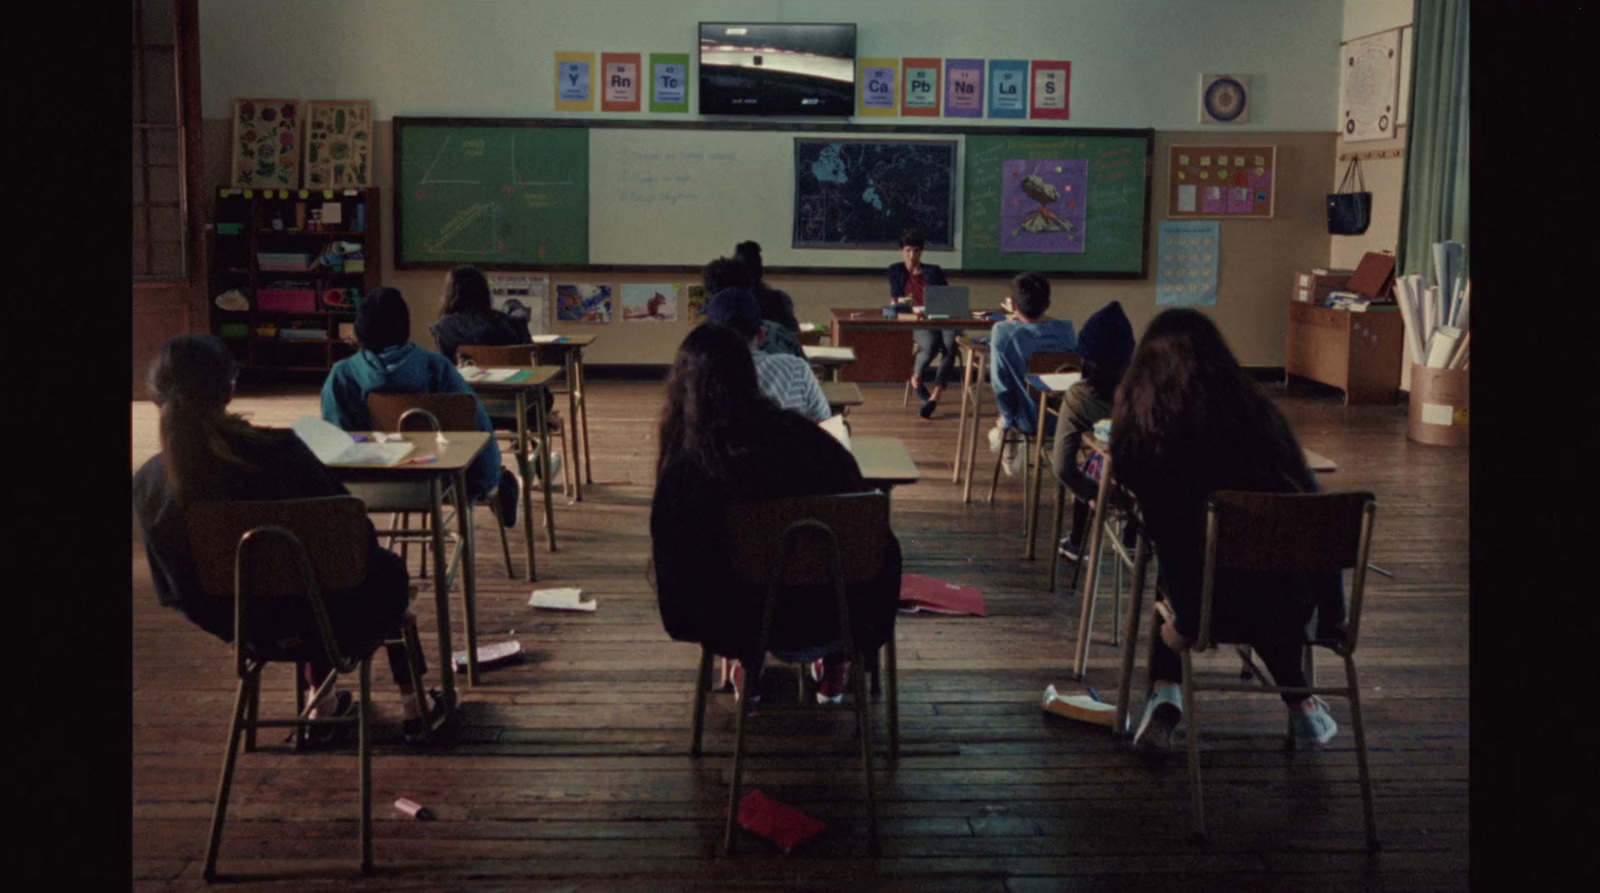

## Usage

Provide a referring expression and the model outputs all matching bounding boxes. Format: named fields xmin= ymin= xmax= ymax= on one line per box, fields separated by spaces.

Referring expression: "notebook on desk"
xmin=923 ymin=285 xmax=971 ymax=319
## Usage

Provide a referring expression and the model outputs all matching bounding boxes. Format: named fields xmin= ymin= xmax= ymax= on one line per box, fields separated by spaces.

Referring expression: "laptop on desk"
xmin=923 ymin=285 xmax=971 ymax=319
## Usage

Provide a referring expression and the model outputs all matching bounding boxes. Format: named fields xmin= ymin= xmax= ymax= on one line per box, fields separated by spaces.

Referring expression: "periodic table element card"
xmin=601 ymin=52 xmax=642 ymax=112
xmin=901 ymin=57 xmax=941 ymax=117
xmin=1156 ymin=220 xmax=1220 ymax=308
xmin=1167 ymin=144 xmax=1276 ymax=219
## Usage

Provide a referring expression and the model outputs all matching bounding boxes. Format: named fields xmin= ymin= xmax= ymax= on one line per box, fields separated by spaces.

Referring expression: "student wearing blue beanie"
xmin=1048 ymin=299 xmax=1135 ymax=561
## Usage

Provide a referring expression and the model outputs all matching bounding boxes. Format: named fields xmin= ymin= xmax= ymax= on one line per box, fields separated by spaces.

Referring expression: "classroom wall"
xmin=197 ymin=0 xmax=1348 ymax=369
xmin=1331 ymin=0 xmax=1414 ymax=388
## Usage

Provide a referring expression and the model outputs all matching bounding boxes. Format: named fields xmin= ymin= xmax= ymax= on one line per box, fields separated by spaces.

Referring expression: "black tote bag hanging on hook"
xmin=1327 ymin=157 xmax=1372 ymax=235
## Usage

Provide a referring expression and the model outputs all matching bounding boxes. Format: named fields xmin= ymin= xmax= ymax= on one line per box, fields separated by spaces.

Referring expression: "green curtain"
xmin=1397 ymin=0 xmax=1469 ymax=276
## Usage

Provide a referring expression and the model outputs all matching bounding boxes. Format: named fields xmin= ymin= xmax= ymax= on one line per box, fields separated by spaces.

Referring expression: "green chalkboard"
xmin=395 ymin=120 xmax=588 ymax=268
xmin=962 ymin=130 xmax=1152 ymax=277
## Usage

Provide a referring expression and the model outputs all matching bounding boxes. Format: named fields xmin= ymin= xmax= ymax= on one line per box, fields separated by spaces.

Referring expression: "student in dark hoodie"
xmin=322 ymin=286 xmax=519 ymax=526
xmin=1047 ymin=300 xmax=1135 ymax=561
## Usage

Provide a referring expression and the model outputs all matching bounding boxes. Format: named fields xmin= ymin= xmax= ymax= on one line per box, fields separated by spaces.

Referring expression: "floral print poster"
xmin=304 ymin=100 xmax=373 ymax=188
xmin=231 ymin=98 xmax=302 ymax=189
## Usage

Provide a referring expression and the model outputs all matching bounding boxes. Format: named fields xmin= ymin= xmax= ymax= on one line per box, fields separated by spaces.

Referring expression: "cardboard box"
xmin=1293 ymin=271 xmax=1351 ymax=304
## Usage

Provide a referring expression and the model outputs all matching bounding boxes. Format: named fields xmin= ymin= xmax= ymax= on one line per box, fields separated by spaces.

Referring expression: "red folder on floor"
xmin=898 ymin=574 xmax=988 ymax=616
xmin=733 ymin=790 xmax=827 ymax=852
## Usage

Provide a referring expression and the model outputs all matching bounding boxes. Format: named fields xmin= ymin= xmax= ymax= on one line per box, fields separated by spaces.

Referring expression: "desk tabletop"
xmin=463 ymin=365 xmax=564 ymax=390
xmin=326 ymin=430 xmax=491 ymax=474
xmin=831 ymin=308 xmax=1006 ymax=330
xmin=820 ymin=381 xmax=865 ymax=407
xmin=804 ymin=345 xmax=858 ymax=364
xmin=852 ymin=435 xmax=919 ymax=487
xmin=533 ymin=335 xmax=597 ymax=349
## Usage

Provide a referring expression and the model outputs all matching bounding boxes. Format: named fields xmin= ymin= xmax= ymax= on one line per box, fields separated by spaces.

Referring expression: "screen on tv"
xmin=698 ymin=22 xmax=856 ymax=116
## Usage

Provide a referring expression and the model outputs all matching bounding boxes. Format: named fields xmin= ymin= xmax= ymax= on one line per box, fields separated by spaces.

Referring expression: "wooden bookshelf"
xmin=209 ymin=187 xmax=381 ymax=377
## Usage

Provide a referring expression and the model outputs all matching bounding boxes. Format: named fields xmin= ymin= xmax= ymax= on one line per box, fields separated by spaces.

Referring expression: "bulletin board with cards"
xmin=1167 ymin=145 xmax=1276 ymax=219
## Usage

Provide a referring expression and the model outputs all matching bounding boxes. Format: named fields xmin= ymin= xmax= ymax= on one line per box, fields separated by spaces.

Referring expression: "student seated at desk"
xmin=704 ymin=256 xmax=804 ymax=359
xmin=887 ymin=228 xmax=953 ymax=419
xmin=321 ymin=286 xmax=519 ymax=527
xmin=132 ymin=335 xmax=437 ymax=739
xmin=1048 ymin=300 xmax=1135 ymax=561
xmin=650 ymin=324 xmax=902 ymax=703
xmin=733 ymin=240 xmax=800 ymax=335
xmin=986 ymin=272 xmax=1078 ymax=475
xmin=1111 ymin=309 xmax=1343 ymax=754
xmin=706 ymin=287 xmax=831 ymax=423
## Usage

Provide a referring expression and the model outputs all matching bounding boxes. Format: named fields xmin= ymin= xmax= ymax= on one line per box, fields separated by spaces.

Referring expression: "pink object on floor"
xmin=898 ymin=573 xmax=987 ymax=616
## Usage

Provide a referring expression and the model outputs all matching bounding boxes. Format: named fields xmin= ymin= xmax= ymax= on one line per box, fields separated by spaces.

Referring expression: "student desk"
xmin=327 ymin=429 xmax=492 ymax=712
xmin=828 ymin=309 xmax=1002 ymax=382
xmin=802 ymin=345 xmax=858 ymax=383
xmin=465 ymin=366 xmax=564 ymax=580
xmin=851 ymin=435 xmax=920 ymax=493
xmin=820 ymin=381 xmax=865 ymax=416
xmin=533 ymin=335 xmax=596 ymax=499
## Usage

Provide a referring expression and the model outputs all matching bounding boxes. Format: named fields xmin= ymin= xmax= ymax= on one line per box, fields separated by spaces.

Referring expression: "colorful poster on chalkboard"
xmin=230 ymin=98 xmax=301 ymax=189
xmin=988 ymin=60 xmax=1028 ymax=119
xmin=304 ymin=100 xmax=373 ymax=188
xmin=555 ymin=52 xmax=595 ymax=112
xmin=621 ymin=284 xmax=678 ymax=322
xmin=859 ymin=58 xmax=899 ymax=116
xmin=902 ymin=57 xmax=941 ymax=116
xmin=1155 ymin=220 xmax=1220 ymax=307
xmin=601 ymin=53 xmax=641 ymax=112
xmin=1029 ymin=61 xmax=1071 ymax=120
xmin=945 ymin=59 xmax=984 ymax=118
xmin=650 ymin=53 xmax=690 ymax=112
xmin=1001 ymin=159 xmax=1086 ymax=254
xmin=556 ymin=283 xmax=612 ymax=322
xmin=686 ymin=285 xmax=708 ymax=323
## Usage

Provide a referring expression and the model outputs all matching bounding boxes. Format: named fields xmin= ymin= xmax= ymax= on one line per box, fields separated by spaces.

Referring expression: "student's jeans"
xmin=1048 ymin=384 xmax=1112 ymax=547
xmin=912 ymin=329 xmax=959 ymax=389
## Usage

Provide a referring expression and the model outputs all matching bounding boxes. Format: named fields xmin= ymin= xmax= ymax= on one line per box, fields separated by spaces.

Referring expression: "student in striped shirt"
xmin=706 ymin=287 xmax=832 ymax=423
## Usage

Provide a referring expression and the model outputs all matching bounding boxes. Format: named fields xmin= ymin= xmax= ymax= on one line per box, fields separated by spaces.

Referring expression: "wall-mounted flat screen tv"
xmin=698 ymin=22 xmax=856 ymax=116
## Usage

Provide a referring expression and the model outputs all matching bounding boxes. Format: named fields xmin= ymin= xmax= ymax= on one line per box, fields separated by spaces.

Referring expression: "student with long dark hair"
xmin=650 ymin=324 xmax=902 ymax=703
xmin=133 ymin=335 xmax=436 ymax=738
xmin=1111 ymin=309 xmax=1342 ymax=753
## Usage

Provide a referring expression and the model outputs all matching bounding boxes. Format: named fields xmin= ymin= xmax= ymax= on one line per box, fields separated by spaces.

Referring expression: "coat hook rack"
xmin=1339 ymin=148 xmax=1405 ymax=162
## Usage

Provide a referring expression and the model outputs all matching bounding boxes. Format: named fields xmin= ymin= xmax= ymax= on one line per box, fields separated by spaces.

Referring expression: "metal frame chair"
xmin=1158 ymin=490 xmax=1380 ymax=849
xmin=986 ymin=353 xmax=1081 ymax=537
xmin=686 ymin=493 xmax=899 ymax=857
xmin=188 ymin=496 xmax=426 ymax=880
xmin=455 ymin=343 xmax=575 ymax=499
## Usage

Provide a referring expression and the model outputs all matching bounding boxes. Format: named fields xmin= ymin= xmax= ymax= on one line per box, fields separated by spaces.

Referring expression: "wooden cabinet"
xmin=1284 ymin=302 xmax=1404 ymax=405
xmin=209 ymin=187 xmax=381 ymax=378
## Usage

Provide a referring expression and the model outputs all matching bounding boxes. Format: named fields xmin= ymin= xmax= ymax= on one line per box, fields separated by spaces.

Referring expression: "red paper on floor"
xmin=897 ymin=573 xmax=987 ymax=616
xmin=733 ymin=789 xmax=827 ymax=852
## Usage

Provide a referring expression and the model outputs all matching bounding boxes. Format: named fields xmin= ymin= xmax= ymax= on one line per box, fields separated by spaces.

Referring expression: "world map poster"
xmin=793 ymin=139 xmax=957 ymax=249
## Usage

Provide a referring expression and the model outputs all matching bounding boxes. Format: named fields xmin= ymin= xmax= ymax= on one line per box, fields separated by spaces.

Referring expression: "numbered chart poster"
xmin=601 ymin=52 xmax=641 ymax=112
xmin=304 ymin=100 xmax=373 ymax=188
xmin=554 ymin=51 xmax=595 ymax=112
xmin=1167 ymin=145 xmax=1276 ymax=219
xmin=555 ymin=283 xmax=613 ymax=323
xmin=901 ymin=57 xmax=941 ymax=117
xmin=1029 ymin=61 xmax=1071 ymax=120
xmin=858 ymin=57 xmax=899 ymax=117
xmin=649 ymin=52 xmax=690 ymax=112
xmin=987 ymin=60 xmax=1028 ymax=119
xmin=230 ymin=98 xmax=302 ymax=188
xmin=1155 ymin=220 xmax=1221 ymax=308
xmin=944 ymin=59 xmax=984 ymax=118
xmin=621 ymin=284 xmax=678 ymax=322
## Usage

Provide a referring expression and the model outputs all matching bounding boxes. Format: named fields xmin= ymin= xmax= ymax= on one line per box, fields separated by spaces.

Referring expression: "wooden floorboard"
xmin=129 ymin=381 xmax=1468 ymax=890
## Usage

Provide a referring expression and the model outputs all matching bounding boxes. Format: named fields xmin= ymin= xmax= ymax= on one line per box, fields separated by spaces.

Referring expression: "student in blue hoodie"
xmin=322 ymin=286 xmax=519 ymax=527
xmin=986 ymin=272 xmax=1078 ymax=475
xmin=1047 ymin=299 xmax=1135 ymax=561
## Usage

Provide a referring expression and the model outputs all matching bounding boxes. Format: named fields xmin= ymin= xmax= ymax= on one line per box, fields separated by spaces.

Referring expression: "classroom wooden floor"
xmin=129 ymin=380 xmax=1468 ymax=892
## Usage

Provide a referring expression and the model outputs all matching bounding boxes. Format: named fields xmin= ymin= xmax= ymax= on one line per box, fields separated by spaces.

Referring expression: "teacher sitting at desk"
xmin=887 ymin=228 xmax=952 ymax=419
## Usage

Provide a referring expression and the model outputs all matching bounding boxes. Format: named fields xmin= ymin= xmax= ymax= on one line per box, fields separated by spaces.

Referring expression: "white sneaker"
xmin=988 ymin=425 xmax=1004 ymax=454
xmin=532 ymin=451 xmax=563 ymax=483
xmin=1133 ymin=685 xmax=1183 ymax=754
xmin=1290 ymin=696 xmax=1338 ymax=745
xmin=1002 ymin=443 xmax=1025 ymax=477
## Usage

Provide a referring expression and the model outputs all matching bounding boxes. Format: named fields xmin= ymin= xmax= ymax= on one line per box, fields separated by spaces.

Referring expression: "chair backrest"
xmin=368 ymin=392 xmax=480 ymax=432
xmin=1197 ymin=490 xmax=1378 ymax=652
xmin=1027 ymin=351 xmax=1081 ymax=375
xmin=724 ymin=493 xmax=889 ymax=588
xmin=188 ymin=497 xmax=373 ymax=673
xmin=456 ymin=343 xmax=543 ymax=366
